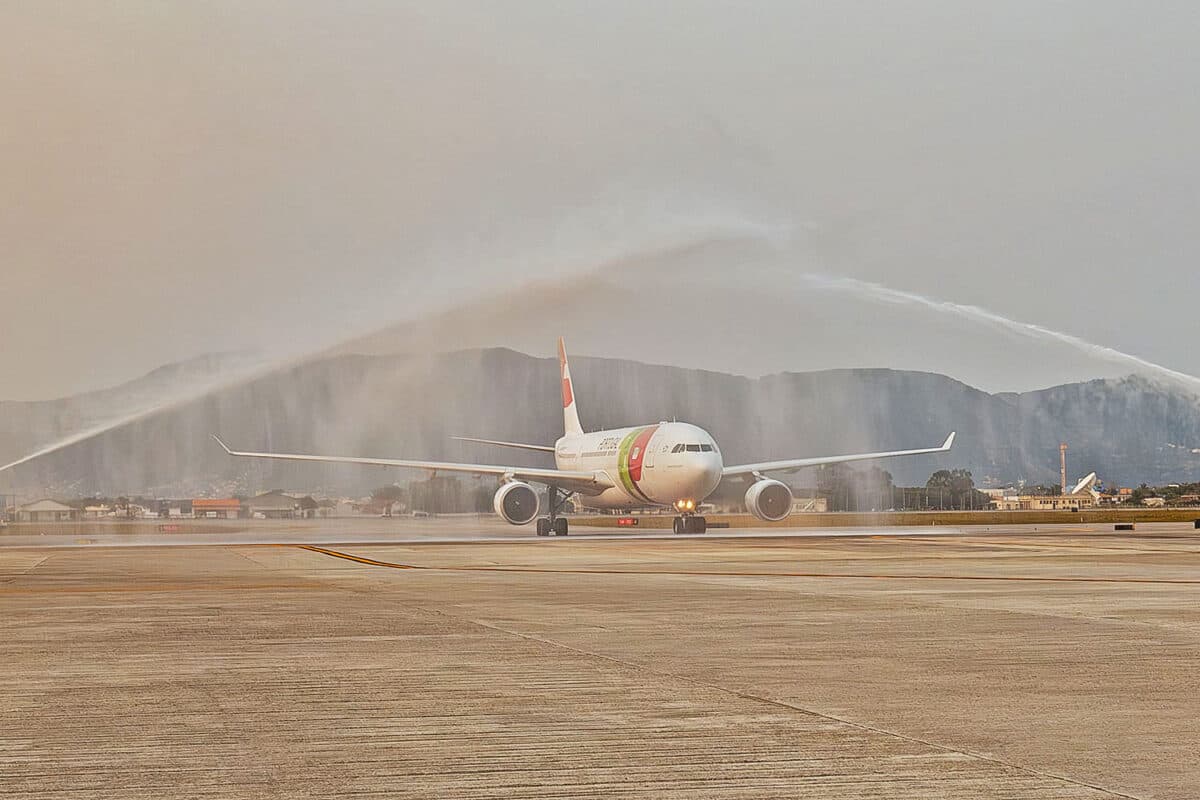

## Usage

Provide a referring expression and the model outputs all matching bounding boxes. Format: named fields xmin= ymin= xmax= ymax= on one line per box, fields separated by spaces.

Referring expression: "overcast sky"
xmin=3 ymin=1 xmax=1199 ymax=400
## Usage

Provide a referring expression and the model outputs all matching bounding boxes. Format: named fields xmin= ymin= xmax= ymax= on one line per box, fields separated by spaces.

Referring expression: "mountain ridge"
xmin=3 ymin=348 xmax=1199 ymax=495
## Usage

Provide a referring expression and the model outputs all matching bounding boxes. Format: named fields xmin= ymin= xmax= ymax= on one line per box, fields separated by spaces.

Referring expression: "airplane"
xmin=213 ymin=338 xmax=955 ymax=536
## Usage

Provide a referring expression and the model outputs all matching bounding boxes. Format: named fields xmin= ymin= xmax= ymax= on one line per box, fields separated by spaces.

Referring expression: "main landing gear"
xmin=536 ymin=486 xmax=571 ymax=537
xmin=673 ymin=515 xmax=707 ymax=535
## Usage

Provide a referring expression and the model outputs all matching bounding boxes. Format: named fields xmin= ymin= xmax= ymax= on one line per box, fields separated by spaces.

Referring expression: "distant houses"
xmin=4 ymin=493 xmax=344 ymax=523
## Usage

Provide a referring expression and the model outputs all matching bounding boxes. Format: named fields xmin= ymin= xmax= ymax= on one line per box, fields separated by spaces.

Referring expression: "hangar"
xmin=16 ymin=499 xmax=80 ymax=522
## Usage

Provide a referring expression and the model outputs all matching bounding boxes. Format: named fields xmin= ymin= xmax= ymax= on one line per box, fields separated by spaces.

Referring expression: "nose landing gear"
xmin=672 ymin=499 xmax=706 ymax=534
xmin=673 ymin=515 xmax=707 ymax=535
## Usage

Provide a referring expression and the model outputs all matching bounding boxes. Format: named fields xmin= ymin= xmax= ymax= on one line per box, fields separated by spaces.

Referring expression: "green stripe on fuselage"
xmin=617 ymin=427 xmax=651 ymax=503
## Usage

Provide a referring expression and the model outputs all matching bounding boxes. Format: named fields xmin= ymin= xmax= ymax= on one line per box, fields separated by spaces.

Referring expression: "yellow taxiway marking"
xmin=0 ymin=581 xmax=319 ymax=595
xmin=296 ymin=545 xmax=1200 ymax=585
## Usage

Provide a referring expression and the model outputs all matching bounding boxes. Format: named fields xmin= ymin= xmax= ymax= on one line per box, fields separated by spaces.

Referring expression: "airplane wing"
xmin=722 ymin=432 xmax=955 ymax=477
xmin=211 ymin=436 xmax=611 ymax=494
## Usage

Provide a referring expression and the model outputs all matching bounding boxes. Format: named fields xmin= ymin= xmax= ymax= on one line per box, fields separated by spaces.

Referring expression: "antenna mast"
xmin=1059 ymin=442 xmax=1068 ymax=494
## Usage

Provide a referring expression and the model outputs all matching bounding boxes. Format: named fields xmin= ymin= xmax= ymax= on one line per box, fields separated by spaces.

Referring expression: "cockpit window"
xmin=675 ymin=443 xmax=716 ymax=453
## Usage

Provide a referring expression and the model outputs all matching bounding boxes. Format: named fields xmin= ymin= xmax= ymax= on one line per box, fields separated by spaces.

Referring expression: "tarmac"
xmin=3 ymin=520 xmax=1199 ymax=798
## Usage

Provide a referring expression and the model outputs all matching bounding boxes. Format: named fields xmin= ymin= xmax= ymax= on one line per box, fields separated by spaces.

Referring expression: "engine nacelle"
xmin=493 ymin=481 xmax=540 ymax=525
xmin=745 ymin=479 xmax=793 ymax=522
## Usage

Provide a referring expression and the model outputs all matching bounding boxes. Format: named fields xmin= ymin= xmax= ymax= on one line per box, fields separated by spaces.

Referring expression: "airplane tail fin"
xmin=558 ymin=337 xmax=584 ymax=437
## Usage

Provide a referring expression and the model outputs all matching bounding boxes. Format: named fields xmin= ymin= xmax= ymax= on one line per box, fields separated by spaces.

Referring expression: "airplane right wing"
xmin=211 ymin=436 xmax=611 ymax=495
xmin=722 ymin=432 xmax=956 ymax=477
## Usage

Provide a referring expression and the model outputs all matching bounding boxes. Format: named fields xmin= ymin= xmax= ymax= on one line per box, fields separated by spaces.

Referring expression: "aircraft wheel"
xmin=536 ymin=518 xmax=551 ymax=536
xmin=691 ymin=516 xmax=707 ymax=534
xmin=673 ymin=516 xmax=686 ymax=535
xmin=553 ymin=518 xmax=568 ymax=536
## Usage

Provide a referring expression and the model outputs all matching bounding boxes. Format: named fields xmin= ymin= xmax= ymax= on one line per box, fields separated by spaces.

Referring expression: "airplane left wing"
xmin=211 ymin=436 xmax=612 ymax=494
xmin=722 ymin=432 xmax=955 ymax=477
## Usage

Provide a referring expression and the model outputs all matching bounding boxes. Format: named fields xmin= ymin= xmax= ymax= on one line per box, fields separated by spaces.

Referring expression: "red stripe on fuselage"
xmin=628 ymin=425 xmax=657 ymax=483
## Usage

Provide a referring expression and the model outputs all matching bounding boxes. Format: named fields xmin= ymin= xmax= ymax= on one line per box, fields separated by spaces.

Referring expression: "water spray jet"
xmin=785 ymin=271 xmax=1200 ymax=397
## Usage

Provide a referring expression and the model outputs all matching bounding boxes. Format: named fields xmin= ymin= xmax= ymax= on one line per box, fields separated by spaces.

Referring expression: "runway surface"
xmin=0 ymin=515 xmax=1187 ymax=549
xmin=3 ymin=520 xmax=1199 ymax=798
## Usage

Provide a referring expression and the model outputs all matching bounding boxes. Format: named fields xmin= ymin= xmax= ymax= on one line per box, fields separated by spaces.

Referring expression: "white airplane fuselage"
xmin=554 ymin=422 xmax=723 ymax=510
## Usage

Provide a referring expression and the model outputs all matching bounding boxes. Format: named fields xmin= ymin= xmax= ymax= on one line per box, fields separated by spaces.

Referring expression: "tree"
xmin=1129 ymin=483 xmax=1154 ymax=504
xmin=926 ymin=469 xmax=974 ymax=493
xmin=472 ymin=485 xmax=494 ymax=513
xmin=371 ymin=484 xmax=406 ymax=504
xmin=923 ymin=469 xmax=989 ymax=510
xmin=817 ymin=464 xmax=896 ymax=511
xmin=409 ymin=476 xmax=476 ymax=513
xmin=370 ymin=484 xmax=408 ymax=516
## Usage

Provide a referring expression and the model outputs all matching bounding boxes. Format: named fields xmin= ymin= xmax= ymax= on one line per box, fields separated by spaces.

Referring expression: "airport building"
xmin=244 ymin=491 xmax=319 ymax=519
xmin=157 ymin=499 xmax=194 ymax=519
xmin=990 ymin=472 xmax=1100 ymax=511
xmin=192 ymin=498 xmax=241 ymax=519
xmin=16 ymin=499 xmax=81 ymax=522
xmin=992 ymin=493 xmax=1097 ymax=511
xmin=792 ymin=496 xmax=829 ymax=513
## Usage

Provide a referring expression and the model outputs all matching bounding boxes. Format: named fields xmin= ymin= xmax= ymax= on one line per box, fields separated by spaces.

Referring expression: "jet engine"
xmin=745 ymin=479 xmax=793 ymax=522
xmin=493 ymin=481 xmax=540 ymax=525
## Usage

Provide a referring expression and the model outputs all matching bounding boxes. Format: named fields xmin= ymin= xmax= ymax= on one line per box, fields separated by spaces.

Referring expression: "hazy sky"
xmin=4 ymin=1 xmax=1200 ymax=400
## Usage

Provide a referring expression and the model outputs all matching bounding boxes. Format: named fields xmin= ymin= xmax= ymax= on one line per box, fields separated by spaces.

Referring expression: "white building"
xmin=990 ymin=473 xmax=1100 ymax=511
xmin=17 ymin=499 xmax=81 ymax=522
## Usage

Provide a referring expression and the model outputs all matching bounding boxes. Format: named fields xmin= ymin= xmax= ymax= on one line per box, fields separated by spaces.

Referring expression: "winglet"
xmin=211 ymin=434 xmax=234 ymax=454
xmin=942 ymin=431 xmax=956 ymax=450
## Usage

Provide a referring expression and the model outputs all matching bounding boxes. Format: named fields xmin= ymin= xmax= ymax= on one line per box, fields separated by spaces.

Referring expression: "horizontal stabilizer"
xmin=451 ymin=436 xmax=556 ymax=453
